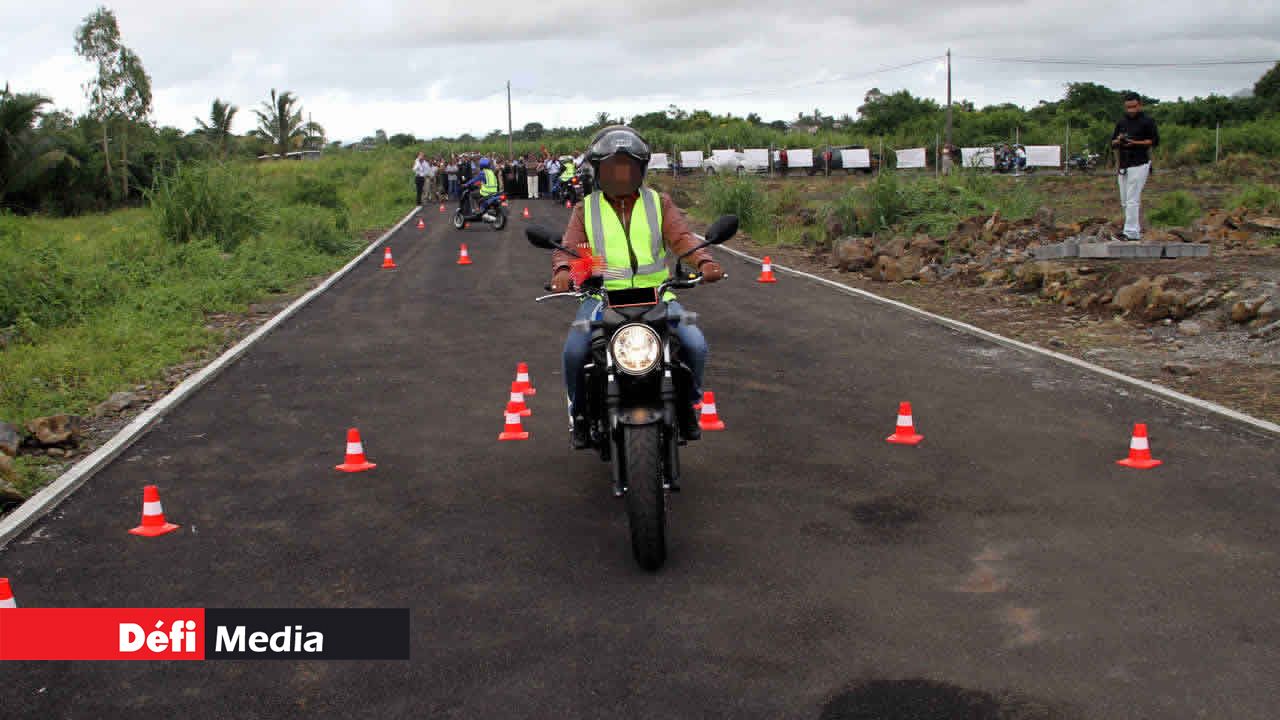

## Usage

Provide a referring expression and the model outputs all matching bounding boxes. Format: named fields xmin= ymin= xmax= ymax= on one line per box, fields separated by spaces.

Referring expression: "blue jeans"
xmin=562 ymin=299 xmax=707 ymax=416
xmin=448 ymin=178 xmax=459 ymax=199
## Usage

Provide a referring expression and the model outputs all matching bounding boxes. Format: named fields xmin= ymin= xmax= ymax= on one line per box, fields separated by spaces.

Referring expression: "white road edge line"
xmin=709 ymin=240 xmax=1280 ymax=437
xmin=0 ymin=206 xmax=421 ymax=548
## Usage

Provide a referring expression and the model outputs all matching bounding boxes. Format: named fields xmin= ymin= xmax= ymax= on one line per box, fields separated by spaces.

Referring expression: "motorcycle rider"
xmin=550 ymin=125 xmax=726 ymax=448
xmin=462 ymin=157 xmax=502 ymax=217
xmin=559 ymin=155 xmax=577 ymax=199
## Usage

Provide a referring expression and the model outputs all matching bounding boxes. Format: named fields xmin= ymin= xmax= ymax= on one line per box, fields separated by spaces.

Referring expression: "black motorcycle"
xmin=453 ymin=187 xmax=508 ymax=231
xmin=561 ymin=174 xmax=586 ymax=207
xmin=525 ymin=215 xmax=738 ymax=571
xmin=1067 ymin=151 xmax=1099 ymax=174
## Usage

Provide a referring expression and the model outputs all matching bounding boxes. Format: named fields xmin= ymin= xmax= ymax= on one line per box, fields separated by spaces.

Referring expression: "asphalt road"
xmin=2 ymin=198 xmax=1277 ymax=719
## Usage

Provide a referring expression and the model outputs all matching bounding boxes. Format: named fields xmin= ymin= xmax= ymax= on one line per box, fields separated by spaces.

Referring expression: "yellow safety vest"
xmin=560 ymin=161 xmax=575 ymax=182
xmin=583 ymin=188 xmax=669 ymax=292
xmin=479 ymin=168 xmax=498 ymax=197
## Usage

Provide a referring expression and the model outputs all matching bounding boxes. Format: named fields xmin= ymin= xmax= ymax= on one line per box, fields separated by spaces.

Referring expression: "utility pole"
xmin=506 ymin=81 xmax=513 ymax=161
xmin=945 ymin=49 xmax=953 ymax=149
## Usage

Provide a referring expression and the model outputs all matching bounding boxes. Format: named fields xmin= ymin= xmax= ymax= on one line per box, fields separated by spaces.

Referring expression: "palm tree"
xmin=0 ymin=85 xmax=75 ymax=206
xmin=253 ymin=89 xmax=306 ymax=159
xmin=195 ymin=98 xmax=238 ymax=159
xmin=301 ymin=119 xmax=325 ymax=150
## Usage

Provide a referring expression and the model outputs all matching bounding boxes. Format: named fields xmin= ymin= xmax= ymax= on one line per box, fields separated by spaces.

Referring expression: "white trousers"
xmin=527 ymin=176 xmax=538 ymax=198
xmin=1118 ymin=162 xmax=1150 ymax=239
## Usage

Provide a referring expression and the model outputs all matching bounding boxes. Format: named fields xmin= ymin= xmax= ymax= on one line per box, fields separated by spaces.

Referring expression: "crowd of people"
xmin=412 ymin=150 xmax=581 ymax=206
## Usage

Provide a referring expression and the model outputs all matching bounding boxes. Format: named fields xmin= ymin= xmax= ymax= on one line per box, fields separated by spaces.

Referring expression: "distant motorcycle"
xmin=1067 ymin=151 xmax=1100 ymax=174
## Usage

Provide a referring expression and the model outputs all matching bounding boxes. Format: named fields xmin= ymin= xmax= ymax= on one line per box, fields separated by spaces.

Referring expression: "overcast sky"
xmin=3 ymin=1 xmax=1278 ymax=142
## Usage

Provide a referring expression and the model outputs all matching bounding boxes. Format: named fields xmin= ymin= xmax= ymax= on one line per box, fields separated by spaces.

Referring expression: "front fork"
xmin=603 ymin=343 xmax=680 ymax=497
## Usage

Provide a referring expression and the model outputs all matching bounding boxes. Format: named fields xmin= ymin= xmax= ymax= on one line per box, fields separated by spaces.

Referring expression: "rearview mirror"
xmin=704 ymin=215 xmax=739 ymax=245
xmin=525 ymin=225 xmax=562 ymax=250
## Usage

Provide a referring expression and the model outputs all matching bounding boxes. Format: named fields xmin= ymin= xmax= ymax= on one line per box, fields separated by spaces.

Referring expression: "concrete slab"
xmin=1079 ymin=241 xmax=1165 ymax=259
xmin=1029 ymin=241 xmax=1079 ymax=260
xmin=1162 ymin=243 xmax=1211 ymax=258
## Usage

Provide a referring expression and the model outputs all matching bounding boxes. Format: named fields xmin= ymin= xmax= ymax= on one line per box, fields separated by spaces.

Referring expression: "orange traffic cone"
xmin=457 ymin=244 xmax=473 ymax=265
xmin=758 ymin=256 xmax=778 ymax=283
xmin=439 ymin=203 xmax=446 ymax=213
xmin=886 ymin=402 xmax=924 ymax=445
xmin=515 ymin=362 xmax=536 ymax=396
xmin=129 ymin=485 xmax=180 ymax=537
xmin=381 ymin=247 xmax=397 ymax=269
xmin=508 ymin=382 xmax=532 ymax=417
xmin=0 ymin=577 xmax=16 ymax=608
xmin=416 ymin=217 xmax=425 ymax=230
xmin=1117 ymin=423 xmax=1162 ymax=469
xmin=499 ymin=401 xmax=530 ymax=441
xmin=522 ymin=207 xmax=530 ymax=219
xmin=698 ymin=392 xmax=726 ymax=431
xmin=335 ymin=427 xmax=377 ymax=473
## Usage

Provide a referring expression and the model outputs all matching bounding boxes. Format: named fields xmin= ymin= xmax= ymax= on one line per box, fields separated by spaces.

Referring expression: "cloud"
xmin=2 ymin=0 xmax=1277 ymax=142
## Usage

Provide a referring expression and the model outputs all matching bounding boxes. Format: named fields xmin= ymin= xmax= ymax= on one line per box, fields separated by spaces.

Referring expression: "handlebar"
xmin=536 ymin=273 xmax=711 ymax=303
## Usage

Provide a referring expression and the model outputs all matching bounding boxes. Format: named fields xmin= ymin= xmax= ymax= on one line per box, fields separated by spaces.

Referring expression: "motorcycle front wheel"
xmin=492 ymin=207 xmax=507 ymax=231
xmin=452 ymin=211 xmax=465 ymax=230
xmin=622 ymin=424 xmax=667 ymax=571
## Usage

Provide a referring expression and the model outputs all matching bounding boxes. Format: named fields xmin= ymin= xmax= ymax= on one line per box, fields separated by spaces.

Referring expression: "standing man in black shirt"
xmin=1111 ymin=92 xmax=1160 ymax=241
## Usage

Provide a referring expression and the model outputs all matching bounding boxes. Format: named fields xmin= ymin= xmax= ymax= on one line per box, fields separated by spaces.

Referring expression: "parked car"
xmin=701 ymin=150 xmax=768 ymax=176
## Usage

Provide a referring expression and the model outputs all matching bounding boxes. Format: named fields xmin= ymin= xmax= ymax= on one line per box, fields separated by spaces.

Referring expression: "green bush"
xmin=1226 ymin=183 xmax=1280 ymax=214
xmin=148 ymin=162 xmax=269 ymax=250
xmin=705 ymin=175 xmax=768 ymax=234
xmin=1149 ymin=191 xmax=1202 ymax=227
xmin=286 ymin=175 xmax=345 ymax=212
xmin=276 ymin=205 xmax=358 ymax=255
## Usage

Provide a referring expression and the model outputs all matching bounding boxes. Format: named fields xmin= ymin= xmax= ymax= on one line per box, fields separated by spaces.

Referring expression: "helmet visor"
xmin=589 ymin=129 xmax=650 ymax=163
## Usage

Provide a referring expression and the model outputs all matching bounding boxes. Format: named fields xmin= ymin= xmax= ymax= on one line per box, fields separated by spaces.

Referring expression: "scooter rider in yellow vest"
xmin=462 ymin=157 xmax=501 ymax=215
xmin=550 ymin=126 xmax=726 ymax=448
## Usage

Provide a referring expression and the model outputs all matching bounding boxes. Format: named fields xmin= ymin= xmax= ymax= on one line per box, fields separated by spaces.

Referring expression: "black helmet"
xmin=586 ymin=125 xmax=651 ymax=178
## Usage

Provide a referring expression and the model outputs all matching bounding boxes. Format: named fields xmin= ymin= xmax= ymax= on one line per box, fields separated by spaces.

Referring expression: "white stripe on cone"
xmin=510 ymin=392 xmax=523 ymax=403
xmin=762 ymin=263 xmax=772 ymax=272
xmin=897 ymin=415 xmax=912 ymax=426
xmin=0 ymin=596 xmax=14 ymax=608
xmin=505 ymin=413 xmax=520 ymax=425
xmin=347 ymin=442 xmax=363 ymax=455
xmin=143 ymin=501 xmax=163 ymax=516
xmin=517 ymin=373 xmax=530 ymax=383
xmin=1130 ymin=437 xmax=1149 ymax=450
xmin=703 ymin=403 xmax=718 ymax=414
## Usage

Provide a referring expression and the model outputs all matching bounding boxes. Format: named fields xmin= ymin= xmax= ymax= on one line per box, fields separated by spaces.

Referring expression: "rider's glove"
xmin=551 ymin=269 xmax=573 ymax=293
xmin=698 ymin=260 xmax=725 ymax=284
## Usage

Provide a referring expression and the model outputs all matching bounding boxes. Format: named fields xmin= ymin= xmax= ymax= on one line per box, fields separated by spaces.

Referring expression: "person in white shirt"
xmin=413 ymin=152 xmax=430 ymax=205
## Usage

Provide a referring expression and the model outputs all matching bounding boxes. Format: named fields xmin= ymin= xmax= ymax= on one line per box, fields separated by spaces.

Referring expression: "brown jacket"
xmin=552 ymin=190 xmax=714 ymax=275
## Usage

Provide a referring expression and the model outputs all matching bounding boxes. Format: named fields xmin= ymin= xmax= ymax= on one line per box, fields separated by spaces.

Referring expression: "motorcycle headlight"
xmin=610 ymin=324 xmax=661 ymax=376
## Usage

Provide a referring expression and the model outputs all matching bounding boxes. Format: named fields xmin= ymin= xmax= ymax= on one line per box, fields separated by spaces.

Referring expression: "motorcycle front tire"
xmin=622 ymin=424 xmax=667 ymax=571
xmin=492 ymin=207 xmax=507 ymax=231
xmin=453 ymin=210 xmax=465 ymax=230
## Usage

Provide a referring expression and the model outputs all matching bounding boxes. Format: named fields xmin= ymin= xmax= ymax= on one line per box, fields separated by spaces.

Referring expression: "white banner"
xmin=743 ymin=148 xmax=769 ymax=168
xmin=711 ymin=149 xmax=736 ymax=160
xmin=961 ymin=147 xmax=995 ymax=168
xmin=841 ymin=148 xmax=871 ymax=168
xmin=679 ymin=150 xmax=705 ymax=168
xmin=895 ymin=147 xmax=927 ymax=169
xmin=1024 ymin=145 xmax=1061 ymax=167
xmin=788 ymin=148 xmax=814 ymax=168
xmin=649 ymin=153 xmax=669 ymax=170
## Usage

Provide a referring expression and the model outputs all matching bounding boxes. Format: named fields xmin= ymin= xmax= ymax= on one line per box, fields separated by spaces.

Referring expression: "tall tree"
xmin=74 ymin=6 xmax=151 ymax=199
xmin=253 ymin=89 xmax=307 ymax=159
xmin=194 ymin=98 xmax=238 ymax=159
xmin=1255 ymin=61 xmax=1280 ymax=110
xmin=0 ymin=86 xmax=75 ymax=207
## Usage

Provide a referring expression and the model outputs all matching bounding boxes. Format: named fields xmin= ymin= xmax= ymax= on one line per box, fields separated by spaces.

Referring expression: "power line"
xmin=957 ymin=55 xmax=1277 ymax=69
xmin=510 ymin=54 xmax=944 ymax=103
